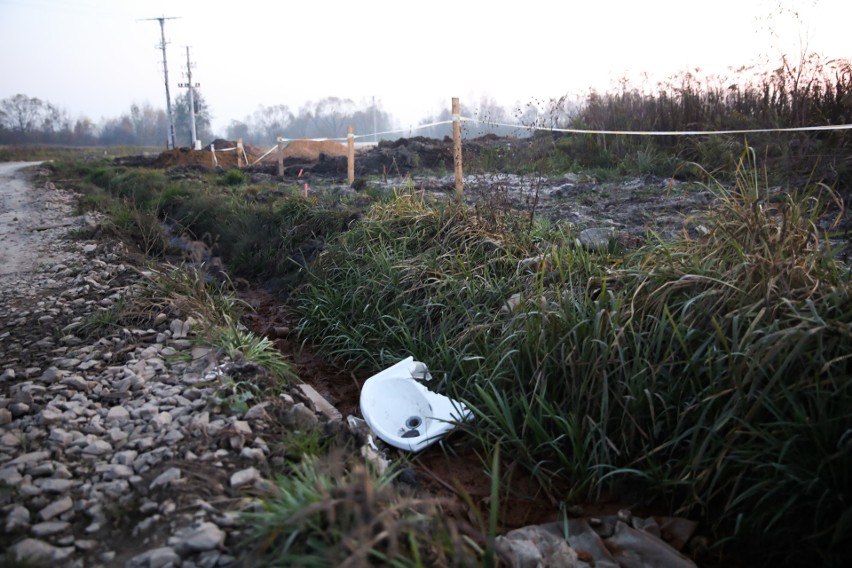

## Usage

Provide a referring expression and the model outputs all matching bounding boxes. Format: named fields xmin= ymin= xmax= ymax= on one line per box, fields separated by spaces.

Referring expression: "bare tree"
xmin=0 ymin=94 xmax=47 ymax=135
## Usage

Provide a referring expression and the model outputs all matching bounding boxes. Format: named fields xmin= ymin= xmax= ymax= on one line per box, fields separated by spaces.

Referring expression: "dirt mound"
xmin=280 ymin=139 xmax=348 ymax=161
xmin=152 ymin=140 xmax=268 ymax=169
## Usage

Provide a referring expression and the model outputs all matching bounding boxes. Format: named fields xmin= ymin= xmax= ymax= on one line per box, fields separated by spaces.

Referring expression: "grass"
xmin=242 ymin=454 xmax=480 ymax=567
xmin=44 ymin=143 xmax=850 ymax=566
xmin=212 ymin=316 xmax=297 ymax=383
xmin=292 ymin=148 xmax=851 ymax=567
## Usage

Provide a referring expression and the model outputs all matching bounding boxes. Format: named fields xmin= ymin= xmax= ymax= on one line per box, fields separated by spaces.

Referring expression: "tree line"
xmin=0 ymin=92 xmax=215 ymax=148
xmin=0 ymin=93 xmax=400 ymax=148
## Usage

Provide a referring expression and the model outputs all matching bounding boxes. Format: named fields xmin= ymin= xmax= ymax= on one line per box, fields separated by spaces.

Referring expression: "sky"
xmin=1 ymin=0 xmax=850 ymax=135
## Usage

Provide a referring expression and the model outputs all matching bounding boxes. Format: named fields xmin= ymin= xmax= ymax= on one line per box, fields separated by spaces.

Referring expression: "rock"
xmin=497 ymin=525 xmax=580 ymax=568
xmin=106 ymin=405 xmax=130 ymax=424
xmin=38 ymin=495 xmax=73 ymax=521
xmin=0 ymin=466 xmax=23 ymax=485
xmin=150 ymin=466 xmax=181 ymax=490
xmin=38 ymin=367 xmax=66 ymax=385
xmin=576 ymin=227 xmax=616 ymax=252
xmin=230 ymin=466 xmax=260 ymax=489
xmin=239 ymin=447 xmax=266 ymax=462
xmin=170 ymin=318 xmax=191 ymax=339
xmin=148 ymin=546 xmax=182 ymax=568
xmin=296 ymin=383 xmax=342 ymax=422
xmin=9 ymin=537 xmax=75 ymax=565
xmin=243 ymin=402 xmax=271 ymax=421
xmin=61 ymin=375 xmax=89 ymax=390
xmin=286 ymin=402 xmax=319 ymax=428
xmin=36 ymin=477 xmax=75 ymax=493
xmin=0 ymin=407 xmax=12 ymax=424
xmin=5 ymin=504 xmax=31 ymax=532
xmin=604 ymin=520 xmax=697 ymax=568
xmin=30 ymin=520 xmax=71 ymax=537
xmin=82 ymin=439 xmax=113 ymax=456
xmin=175 ymin=521 xmax=226 ymax=554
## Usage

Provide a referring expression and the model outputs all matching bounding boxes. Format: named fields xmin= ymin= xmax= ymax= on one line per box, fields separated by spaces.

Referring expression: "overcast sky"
xmin=1 ymin=0 xmax=849 ymax=135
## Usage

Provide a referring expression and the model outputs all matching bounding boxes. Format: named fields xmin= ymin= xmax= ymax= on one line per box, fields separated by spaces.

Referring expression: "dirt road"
xmin=0 ymin=165 xmax=272 ymax=566
xmin=0 ymin=162 xmax=69 ymax=277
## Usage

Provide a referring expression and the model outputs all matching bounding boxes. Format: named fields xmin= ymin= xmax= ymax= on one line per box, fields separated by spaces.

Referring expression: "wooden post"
xmin=237 ymin=137 xmax=244 ymax=168
xmin=347 ymin=126 xmax=355 ymax=185
xmin=277 ymin=136 xmax=284 ymax=178
xmin=452 ymin=97 xmax=463 ymax=196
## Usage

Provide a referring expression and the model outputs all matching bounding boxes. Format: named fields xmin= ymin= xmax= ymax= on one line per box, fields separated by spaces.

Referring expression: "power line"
xmin=139 ymin=15 xmax=179 ymax=149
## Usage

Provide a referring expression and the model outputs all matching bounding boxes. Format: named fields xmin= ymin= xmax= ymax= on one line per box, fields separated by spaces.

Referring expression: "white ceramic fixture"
xmin=359 ymin=356 xmax=472 ymax=452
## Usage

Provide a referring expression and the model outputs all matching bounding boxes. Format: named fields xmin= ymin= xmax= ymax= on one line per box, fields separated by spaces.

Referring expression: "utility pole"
xmin=140 ymin=16 xmax=179 ymax=149
xmin=179 ymin=46 xmax=200 ymax=148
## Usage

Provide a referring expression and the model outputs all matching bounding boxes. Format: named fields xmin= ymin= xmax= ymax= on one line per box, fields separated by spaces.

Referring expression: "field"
xmin=25 ymin=120 xmax=849 ymax=567
xmin=2 ymin=57 xmax=849 ymax=567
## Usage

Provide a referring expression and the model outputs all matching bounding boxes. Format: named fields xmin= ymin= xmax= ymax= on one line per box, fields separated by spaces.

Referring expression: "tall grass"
xmin=243 ymin=456 xmax=479 ymax=567
xmin=293 ymin=151 xmax=851 ymax=566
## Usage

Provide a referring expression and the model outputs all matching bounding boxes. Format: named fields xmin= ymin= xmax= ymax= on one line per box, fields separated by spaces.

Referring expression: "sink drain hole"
xmin=406 ymin=416 xmax=422 ymax=429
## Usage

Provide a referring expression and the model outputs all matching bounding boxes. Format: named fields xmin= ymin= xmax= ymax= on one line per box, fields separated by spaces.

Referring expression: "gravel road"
xmin=0 ymin=164 xmax=326 ymax=567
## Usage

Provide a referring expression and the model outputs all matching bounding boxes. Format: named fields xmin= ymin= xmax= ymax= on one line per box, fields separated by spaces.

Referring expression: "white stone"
xmin=10 ymin=537 xmax=74 ymax=564
xmin=5 ymin=504 xmax=31 ymax=532
xmin=230 ymin=467 xmax=260 ymax=489
xmin=106 ymin=405 xmax=129 ymax=423
xmin=38 ymin=495 xmax=73 ymax=521
xmin=149 ymin=466 xmax=181 ymax=490
xmin=82 ymin=439 xmax=112 ymax=456
xmin=30 ymin=520 xmax=71 ymax=537
xmin=176 ymin=521 xmax=225 ymax=553
xmin=36 ymin=478 xmax=75 ymax=493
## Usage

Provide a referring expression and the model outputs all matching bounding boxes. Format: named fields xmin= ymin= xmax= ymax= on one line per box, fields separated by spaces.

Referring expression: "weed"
xmin=243 ymin=455 xmax=480 ymax=567
xmin=212 ymin=318 xmax=297 ymax=384
xmin=222 ymin=168 xmax=247 ymax=187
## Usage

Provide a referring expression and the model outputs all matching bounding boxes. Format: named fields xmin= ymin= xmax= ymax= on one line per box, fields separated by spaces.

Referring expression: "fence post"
xmin=277 ymin=136 xmax=284 ymax=177
xmin=452 ymin=97 xmax=463 ymax=196
xmin=237 ymin=137 xmax=244 ymax=168
xmin=347 ymin=126 xmax=355 ymax=185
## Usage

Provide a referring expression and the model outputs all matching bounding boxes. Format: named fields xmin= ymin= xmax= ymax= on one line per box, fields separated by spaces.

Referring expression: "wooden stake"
xmin=452 ymin=97 xmax=463 ymax=196
xmin=277 ymin=136 xmax=284 ymax=178
xmin=347 ymin=126 xmax=355 ymax=185
xmin=237 ymin=137 xmax=244 ymax=168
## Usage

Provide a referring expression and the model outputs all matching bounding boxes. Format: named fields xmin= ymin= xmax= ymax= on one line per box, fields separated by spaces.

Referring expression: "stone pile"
xmin=0 ymin=180 xmax=327 ymax=567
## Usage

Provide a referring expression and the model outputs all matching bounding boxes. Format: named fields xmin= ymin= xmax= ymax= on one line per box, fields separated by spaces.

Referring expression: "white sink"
xmin=359 ymin=357 xmax=471 ymax=452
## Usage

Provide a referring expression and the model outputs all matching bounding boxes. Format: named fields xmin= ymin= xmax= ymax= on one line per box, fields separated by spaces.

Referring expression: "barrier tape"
xmin=222 ymin=114 xmax=852 ymax=169
xmin=459 ymin=116 xmax=852 ymax=136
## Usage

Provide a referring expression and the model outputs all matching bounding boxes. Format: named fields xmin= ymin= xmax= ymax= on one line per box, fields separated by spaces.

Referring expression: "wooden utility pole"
xmin=452 ymin=97 xmax=463 ymax=196
xmin=277 ymin=136 xmax=285 ymax=178
xmin=347 ymin=126 xmax=355 ymax=185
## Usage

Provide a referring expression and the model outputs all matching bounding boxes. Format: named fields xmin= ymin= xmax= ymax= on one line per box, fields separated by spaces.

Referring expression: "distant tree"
xmin=306 ymin=97 xmax=356 ymax=138
xmin=72 ymin=118 xmax=98 ymax=146
xmin=0 ymin=94 xmax=45 ymax=135
xmin=99 ymin=115 xmax=136 ymax=146
xmin=225 ymin=120 xmax=249 ymax=142
xmin=130 ymin=103 xmax=168 ymax=147
xmin=348 ymin=99 xmax=394 ymax=140
xmin=40 ymin=102 xmax=72 ymax=142
xmin=251 ymin=104 xmax=294 ymax=145
xmin=173 ymin=90 xmax=213 ymax=146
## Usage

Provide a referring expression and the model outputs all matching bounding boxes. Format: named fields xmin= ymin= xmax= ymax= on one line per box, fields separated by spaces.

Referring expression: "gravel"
xmin=0 ymin=165 xmax=331 ymax=567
